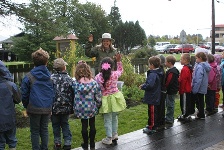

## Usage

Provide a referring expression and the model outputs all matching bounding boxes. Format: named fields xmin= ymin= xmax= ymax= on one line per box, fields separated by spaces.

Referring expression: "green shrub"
xmin=122 ymin=85 xmax=144 ymax=101
xmin=120 ymin=56 xmax=145 ymax=87
xmin=132 ymin=46 xmax=158 ymax=59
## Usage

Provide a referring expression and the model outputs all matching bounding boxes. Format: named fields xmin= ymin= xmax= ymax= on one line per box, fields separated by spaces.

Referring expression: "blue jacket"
xmin=192 ymin=62 xmax=211 ymax=94
xmin=141 ymin=68 xmax=163 ymax=105
xmin=21 ymin=65 xmax=54 ymax=114
xmin=220 ymin=59 xmax=224 ymax=86
xmin=0 ymin=61 xmax=21 ymax=132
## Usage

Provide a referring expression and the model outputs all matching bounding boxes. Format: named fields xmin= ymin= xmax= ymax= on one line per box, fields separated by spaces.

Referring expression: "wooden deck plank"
xmin=72 ymin=109 xmax=224 ymax=150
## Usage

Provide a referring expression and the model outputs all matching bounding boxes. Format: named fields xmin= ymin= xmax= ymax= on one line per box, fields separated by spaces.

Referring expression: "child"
xmin=220 ymin=52 xmax=224 ymax=108
xmin=73 ymin=61 xmax=102 ymax=150
xmin=155 ymin=54 xmax=166 ymax=128
xmin=177 ymin=53 xmax=193 ymax=121
xmin=95 ymin=55 xmax=126 ymax=145
xmin=205 ymin=54 xmax=218 ymax=116
xmin=192 ymin=52 xmax=211 ymax=119
xmin=0 ymin=61 xmax=21 ymax=150
xmin=165 ymin=55 xmax=179 ymax=124
xmin=51 ymin=58 xmax=74 ymax=150
xmin=214 ymin=54 xmax=222 ymax=112
xmin=140 ymin=56 xmax=163 ymax=134
xmin=21 ymin=48 xmax=54 ymax=150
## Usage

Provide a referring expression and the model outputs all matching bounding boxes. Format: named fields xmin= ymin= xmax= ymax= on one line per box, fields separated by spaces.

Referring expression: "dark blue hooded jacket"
xmin=0 ymin=61 xmax=21 ymax=132
xmin=141 ymin=68 xmax=163 ymax=105
xmin=21 ymin=65 xmax=54 ymax=114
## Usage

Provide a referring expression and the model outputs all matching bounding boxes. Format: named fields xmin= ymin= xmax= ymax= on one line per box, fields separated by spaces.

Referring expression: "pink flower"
xmin=102 ymin=63 xmax=111 ymax=70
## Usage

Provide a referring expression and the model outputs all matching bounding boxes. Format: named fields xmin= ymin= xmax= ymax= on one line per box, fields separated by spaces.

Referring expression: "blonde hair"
xmin=181 ymin=53 xmax=191 ymax=63
xmin=32 ymin=48 xmax=49 ymax=66
xmin=75 ymin=62 xmax=92 ymax=81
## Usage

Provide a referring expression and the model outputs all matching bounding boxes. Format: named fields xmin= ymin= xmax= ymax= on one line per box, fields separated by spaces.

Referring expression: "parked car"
xmin=156 ymin=44 xmax=177 ymax=53
xmin=169 ymin=44 xmax=194 ymax=54
xmin=215 ymin=45 xmax=224 ymax=52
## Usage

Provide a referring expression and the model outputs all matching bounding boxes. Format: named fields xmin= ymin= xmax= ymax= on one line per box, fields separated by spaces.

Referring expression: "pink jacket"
xmin=208 ymin=62 xmax=218 ymax=90
xmin=95 ymin=61 xmax=123 ymax=96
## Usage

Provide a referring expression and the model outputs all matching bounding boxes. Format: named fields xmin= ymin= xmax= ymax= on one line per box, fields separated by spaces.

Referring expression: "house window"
xmin=215 ymin=34 xmax=219 ymax=38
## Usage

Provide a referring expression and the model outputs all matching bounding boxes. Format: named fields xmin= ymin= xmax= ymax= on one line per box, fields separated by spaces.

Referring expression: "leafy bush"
xmin=119 ymin=56 xmax=145 ymax=101
xmin=122 ymin=85 xmax=144 ymax=101
xmin=132 ymin=46 xmax=158 ymax=59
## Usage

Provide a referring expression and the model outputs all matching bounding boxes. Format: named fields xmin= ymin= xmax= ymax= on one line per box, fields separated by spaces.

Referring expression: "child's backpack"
xmin=26 ymin=72 xmax=54 ymax=108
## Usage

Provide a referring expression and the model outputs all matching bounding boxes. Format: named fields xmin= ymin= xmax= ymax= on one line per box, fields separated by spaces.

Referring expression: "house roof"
xmin=53 ymin=34 xmax=79 ymax=41
xmin=0 ymin=32 xmax=25 ymax=44
xmin=0 ymin=38 xmax=13 ymax=44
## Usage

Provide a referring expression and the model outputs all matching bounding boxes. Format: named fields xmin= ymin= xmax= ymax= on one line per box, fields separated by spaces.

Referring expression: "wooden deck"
xmin=72 ymin=109 xmax=224 ymax=150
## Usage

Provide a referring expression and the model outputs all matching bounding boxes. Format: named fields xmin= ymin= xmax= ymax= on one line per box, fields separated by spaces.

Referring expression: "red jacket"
xmin=178 ymin=65 xmax=193 ymax=94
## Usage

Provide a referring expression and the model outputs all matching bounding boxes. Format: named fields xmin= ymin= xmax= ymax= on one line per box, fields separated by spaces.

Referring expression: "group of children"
xmin=2 ymin=47 xmax=224 ymax=149
xmin=141 ymin=52 xmax=224 ymax=134
xmin=0 ymin=48 xmax=126 ymax=150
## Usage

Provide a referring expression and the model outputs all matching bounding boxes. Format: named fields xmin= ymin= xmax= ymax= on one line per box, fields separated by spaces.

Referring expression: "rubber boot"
xmin=81 ymin=131 xmax=88 ymax=150
xmin=89 ymin=129 xmax=96 ymax=150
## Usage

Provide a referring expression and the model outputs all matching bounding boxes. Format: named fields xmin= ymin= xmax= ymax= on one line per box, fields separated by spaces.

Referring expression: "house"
xmin=0 ymin=32 xmax=24 ymax=61
xmin=208 ymin=24 xmax=224 ymax=45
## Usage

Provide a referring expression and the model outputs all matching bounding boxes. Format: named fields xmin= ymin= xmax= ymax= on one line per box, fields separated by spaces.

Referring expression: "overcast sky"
xmin=1 ymin=0 xmax=224 ymax=40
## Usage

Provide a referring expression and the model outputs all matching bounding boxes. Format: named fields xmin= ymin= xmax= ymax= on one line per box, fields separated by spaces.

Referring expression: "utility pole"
xmin=212 ymin=0 xmax=215 ymax=54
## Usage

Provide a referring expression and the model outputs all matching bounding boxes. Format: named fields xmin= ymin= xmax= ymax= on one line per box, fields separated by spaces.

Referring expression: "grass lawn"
xmin=12 ymin=98 xmax=182 ymax=150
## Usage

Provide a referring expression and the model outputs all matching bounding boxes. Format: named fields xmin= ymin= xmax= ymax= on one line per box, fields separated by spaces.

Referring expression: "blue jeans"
xmin=0 ymin=127 xmax=17 ymax=149
xmin=51 ymin=114 xmax=72 ymax=146
xmin=165 ymin=94 xmax=175 ymax=123
xmin=103 ymin=112 xmax=118 ymax=138
xmin=29 ymin=114 xmax=50 ymax=150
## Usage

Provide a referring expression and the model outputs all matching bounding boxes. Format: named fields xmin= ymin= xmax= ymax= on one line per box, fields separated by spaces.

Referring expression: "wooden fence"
xmin=6 ymin=63 xmax=53 ymax=86
xmin=131 ymin=58 xmax=148 ymax=74
xmin=6 ymin=58 xmax=149 ymax=85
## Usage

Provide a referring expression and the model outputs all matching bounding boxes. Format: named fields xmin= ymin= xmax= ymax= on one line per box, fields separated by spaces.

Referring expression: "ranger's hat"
xmin=98 ymin=33 xmax=115 ymax=43
xmin=53 ymin=58 xmax=68 ymax=69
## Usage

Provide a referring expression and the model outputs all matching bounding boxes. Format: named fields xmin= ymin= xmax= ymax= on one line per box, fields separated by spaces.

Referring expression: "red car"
xmin=169 ymin=44 xmax=194 ymax=54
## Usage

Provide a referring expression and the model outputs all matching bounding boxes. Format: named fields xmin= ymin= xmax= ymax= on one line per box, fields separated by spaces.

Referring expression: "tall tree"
xmin=12 ymin=0 xmax=70 ymax=61
xmin=112 ymin=21 xmax=146 ymax=54
xmin=108 ymin=0 xmax=121 ymax=31
xmin=67 ymin=1 xmax=111 ymax=44
xmin=0 ymin=0 xmax=24 ymax=17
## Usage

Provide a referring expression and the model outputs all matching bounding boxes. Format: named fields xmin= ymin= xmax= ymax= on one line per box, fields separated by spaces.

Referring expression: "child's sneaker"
xmin=102 ymin=137 xmax=112 ymax=145
xmin=54 ymin=143 xmax=61 ymax=150
xmin=112 ymin=133 xmax=118 ymax=140
xmin=142 ymin=127 xmax=156 ymax=134
xmin=177 ymin=115 xmax=185 ymax=121
xmin=63 ymin=145 xmax=71 ymax=150
xmin=195 ymin=115 xmax=205 ymax=120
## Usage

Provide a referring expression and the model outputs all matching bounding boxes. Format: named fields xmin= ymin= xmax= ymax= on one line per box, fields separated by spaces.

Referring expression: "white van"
xmin=156 ymin=42 xmax=170 ymax=46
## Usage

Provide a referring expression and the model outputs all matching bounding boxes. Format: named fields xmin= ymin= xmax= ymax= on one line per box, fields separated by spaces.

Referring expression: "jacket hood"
xmin=30 ymin=65 xmax=51 ymax=81
xmin=209 ymin=61 xmax=217 ymax=68
xmin=214 ymin=54 xmax=222 ymax=64
xmin=185 ymin=64 xmax=193 ymax=72
xmin=148 ymin=68 xmax=163 ymax=77
xmin=0 ymin=60 xmax=13 ymax=81
xmin=199 ymin=62 xmax=211 ymax=73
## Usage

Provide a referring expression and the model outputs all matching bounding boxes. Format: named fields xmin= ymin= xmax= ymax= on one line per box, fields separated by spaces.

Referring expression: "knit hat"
xmin=53 ymin=58 xmax=68 ymax=69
